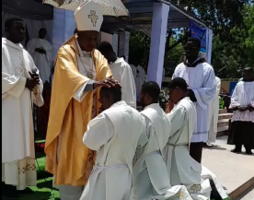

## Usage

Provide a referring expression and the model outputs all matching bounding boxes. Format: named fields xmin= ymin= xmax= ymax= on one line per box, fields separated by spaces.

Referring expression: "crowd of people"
xmin=2 ymin=1 xmax=254 ymax=200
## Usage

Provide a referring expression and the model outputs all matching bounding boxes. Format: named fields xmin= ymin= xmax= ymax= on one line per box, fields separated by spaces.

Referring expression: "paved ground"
xmin=240 ymin=189 xmax=254 ymax=200
xmin=202 ymin=136 xmax=254 ymax=194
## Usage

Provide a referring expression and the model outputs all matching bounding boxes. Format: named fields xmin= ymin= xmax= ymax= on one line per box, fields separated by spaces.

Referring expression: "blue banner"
xmin=229 ymin=82 xmax=237 ymax=96
xmin=190 ymin=20 xmax=207 ymax=54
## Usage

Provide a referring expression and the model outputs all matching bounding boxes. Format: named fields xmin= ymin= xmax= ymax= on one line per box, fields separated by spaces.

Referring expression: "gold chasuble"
xmin=45 ymin=35 xmax=112 ymax=186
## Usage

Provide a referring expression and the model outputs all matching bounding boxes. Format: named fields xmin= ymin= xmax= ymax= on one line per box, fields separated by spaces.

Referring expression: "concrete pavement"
xmin=202 ymin=136 xmax=254 ymax=200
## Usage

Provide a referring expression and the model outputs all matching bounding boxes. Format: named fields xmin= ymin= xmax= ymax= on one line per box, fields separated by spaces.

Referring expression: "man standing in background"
xmin=26 ymin=28 xmax=52 ymax=83
xmin=228 ymin=68 xmax=254 ymax=155
xmin=172 ymin=38 xmax=216 ymax=163
xmin=98 ymin=41 xmax=136 ymax=108
xmin=2 ymin=18 xmax=44 ymax=199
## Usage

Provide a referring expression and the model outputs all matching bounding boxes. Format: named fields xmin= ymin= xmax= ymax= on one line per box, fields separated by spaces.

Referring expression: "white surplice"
xmin=2 ymin=38 xmax=44 ymax=190
xmin=26 ymin=38 xmax=53 ymax=83
xmin=109 ymin=57 xmax=136 ymax=108
xmin=208 ymin=77 xmax=221 ymax=143
xmin=165 ymin=97 xmax=229 ymax=200
xmin=172 ymin=62 xmax=217 ymax=142
xmin=81 ymin=101 xmax=145 ymax=200
xmin=54 ymin=39 xmax=98 ymax=200
xmin=230 ymin=81 xmax=254 ymax=123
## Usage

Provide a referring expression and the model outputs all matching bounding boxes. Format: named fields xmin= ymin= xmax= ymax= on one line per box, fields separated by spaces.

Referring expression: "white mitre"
xmin=74 ymin=1 xmax=103 ymax=32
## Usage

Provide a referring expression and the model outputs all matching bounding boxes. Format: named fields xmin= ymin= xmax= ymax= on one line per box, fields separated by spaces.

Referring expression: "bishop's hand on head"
xmin=93 ymin=76 xmax=121 ymax=89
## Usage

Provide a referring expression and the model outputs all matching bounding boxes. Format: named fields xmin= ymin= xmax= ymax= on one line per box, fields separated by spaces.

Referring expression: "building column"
xmin=147 ymin=3 xmax=170 ymax=87
xmin=118 ymin=31 xmax=130 ymax=62
xmin=52 ymin=8 xmax=76 ymax=59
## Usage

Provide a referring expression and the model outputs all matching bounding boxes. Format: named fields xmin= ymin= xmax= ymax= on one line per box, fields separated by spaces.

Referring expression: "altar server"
xmin=172 ymin=38 xmax=216 ymax=163
xmin=228 ymin=68 xmax=254 ymax=155
xmin=26 ymin=28 xmax=53 ymax=82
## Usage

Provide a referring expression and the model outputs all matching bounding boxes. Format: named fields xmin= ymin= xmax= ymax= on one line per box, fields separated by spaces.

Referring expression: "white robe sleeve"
xmin=83 ymin=113 xmax=114 ymax=151
xmin=2 ymin=51 xmax=27 ymax=99
xmin=121 ymin=63 xmax=136 ymax=108
xmin=229 ymin=83 xmax=240 ymax=108
xmin=192 ymin=67 xmax=217 ymax=110
xmin=167 ymin=106 xmax=187 ymax=137
xmin=73 ymin=80 xmax=94 ymax=102
xmin=2 ymin=71 xmax=27 ymax=99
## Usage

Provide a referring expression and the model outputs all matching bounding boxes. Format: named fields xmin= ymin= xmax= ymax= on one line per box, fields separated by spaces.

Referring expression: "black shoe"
xmin=246 ymin=150 xmax=253 ymax=155
xmin=231 ymin=149 xmax=241 ymax=153
xmin=2 ymin=183 xmax=19 ymax=199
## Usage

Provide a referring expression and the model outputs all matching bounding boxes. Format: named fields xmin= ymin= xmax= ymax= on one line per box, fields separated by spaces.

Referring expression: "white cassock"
xmin=208 ymin=77 xmax=221 ymax=143
xmin=172 ymin=62 xmax=216 ymax=143
xmin=2 ymin=38 xmax=44 ymax=190
xmin=109 ymin=57 xmax=136 ymax=108
xmin=81 ymin=100 xmax=145 ymax=200
xmin=165 ymin=97 xmax=229 ymax=200
xmin=133 ymin=103 xmax=194 ymax=200
xmin=26 ymin=38 xmax=53 ymax=83
xmin=135 ymin=65 xmax=146 ymax=102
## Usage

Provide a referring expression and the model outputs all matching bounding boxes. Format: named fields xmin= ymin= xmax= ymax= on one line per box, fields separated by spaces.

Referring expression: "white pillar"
xmin=52 ymin=8 xmax=76 ymax=59
xmin=100 ymin=32 xmax=113 ymax=44
xmin=112 ymin=34 xmax=119 ymax=56
xmin=118 ymin=31 xmax=130 ymax=62
xmin=147 ymin=3 xmax=170 ymax=87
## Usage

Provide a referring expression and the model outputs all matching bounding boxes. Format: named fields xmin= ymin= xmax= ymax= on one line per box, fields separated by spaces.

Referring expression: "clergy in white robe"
xmin=2 ymin=18 xmax=44 ymax=198
xmin=172 ymin=38 xmax=216 ymax=163
xmin=26 ymin=28 xmax=53 ymax=83
xmin=133 ymin=81 xmax=193 ymax=200
xmin=165 ymin=78 xmax=229 ymax=200
xmin=81 ymin=86 xmax=145 ymax=200
xmin=227 ymin=68 xmax=254 ymax=154
xmin=98 ymin=41 xmax=136 ymax=108
xmin=207 ymin=77 xmax=221 ymax=145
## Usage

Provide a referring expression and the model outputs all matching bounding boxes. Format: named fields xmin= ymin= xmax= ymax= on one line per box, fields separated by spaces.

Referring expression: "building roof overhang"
xmin=102 ymin=0 xmax=207 ymax=34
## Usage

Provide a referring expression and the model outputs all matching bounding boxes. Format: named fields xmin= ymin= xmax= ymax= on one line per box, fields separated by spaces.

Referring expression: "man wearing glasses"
xmin=172 ymin=38 xmax=217 ymax=163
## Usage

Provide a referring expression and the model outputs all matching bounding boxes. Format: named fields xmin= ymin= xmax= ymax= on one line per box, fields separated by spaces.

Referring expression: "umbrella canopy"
xmin=43 ymin=0 xmax=129 ymax=17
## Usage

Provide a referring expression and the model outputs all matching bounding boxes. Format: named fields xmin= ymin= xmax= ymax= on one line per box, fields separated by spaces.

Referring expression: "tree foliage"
xmin=129 ymin=1 xmax=253 ymax=78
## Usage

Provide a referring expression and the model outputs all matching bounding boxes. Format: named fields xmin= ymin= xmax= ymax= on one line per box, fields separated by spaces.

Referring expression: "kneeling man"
xmin=80 ymin=85 xmax=145 ymax=200
xmin=165 ymin=78 xmax=229 ymax=200
xmin=133 ymin=81 xmax=193 ymax=200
